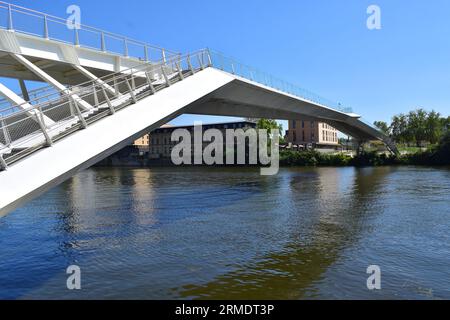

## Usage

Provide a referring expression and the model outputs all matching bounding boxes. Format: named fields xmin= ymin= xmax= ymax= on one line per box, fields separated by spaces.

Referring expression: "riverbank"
xmin=280 ymin=149 xmax=449 ymax=167
xmin=281 ymin=134 xmax=450 ymax=167
xmin=96 ymin=150 xmax=449 ymax=169
xmin=96 ymin=133 xmax=450 ymax=168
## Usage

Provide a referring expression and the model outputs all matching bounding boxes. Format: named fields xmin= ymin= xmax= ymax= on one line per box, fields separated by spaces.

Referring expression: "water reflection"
xmin=177 ymin=167 xmax=392 ymax=299
xmin=0 ymin=166 xmax=449 ymax=299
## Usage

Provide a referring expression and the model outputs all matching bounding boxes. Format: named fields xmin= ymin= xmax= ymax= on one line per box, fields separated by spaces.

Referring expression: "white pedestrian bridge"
xmin=0 ymin=2 xmax=397 ymax=216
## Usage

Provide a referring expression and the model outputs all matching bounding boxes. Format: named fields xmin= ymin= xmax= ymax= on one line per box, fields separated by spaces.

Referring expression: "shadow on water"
xmin=176 ymin=167 xmax=396 ymax=299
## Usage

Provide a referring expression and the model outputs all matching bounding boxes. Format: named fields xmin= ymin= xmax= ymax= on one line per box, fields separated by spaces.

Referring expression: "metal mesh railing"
xmin=0 ymin=1 xmax=180 ymax=62
xmin=208 ymin=50 xmax=353 ymax=114
xmin=0 ymin=84 xmax=83 ymax=112
xmin=0 ymin=50 xmax=210 ymax=168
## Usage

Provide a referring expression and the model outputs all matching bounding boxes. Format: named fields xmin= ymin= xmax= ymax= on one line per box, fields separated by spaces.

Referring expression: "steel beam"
xmin=72 ymin=65 xmax=119 ymax=96
xmin=18 ymin=79 xmax=30 ymax=102
xmin=10 ymin=54 xmax=93 ymax=111
xmin=0 ymin=83 xmax=55 ymax=127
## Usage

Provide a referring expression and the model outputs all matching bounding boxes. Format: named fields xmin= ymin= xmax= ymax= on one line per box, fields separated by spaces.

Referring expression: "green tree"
xmin=373 ymin=121 xmax=389 ymax=134
xmin=425 ymin=110 xmax=442 ymax=145
xmin=256 ymin=119 xmax=284 ymax=143
xmin=441 ymin=116 xmax=450 ymax=133
xmin=407 ymin=109 xmax=428 ymax=147
xmin=390 ymin=114 xmax=409 ymax=144
xmin=256 ymin=119 xmax=283 ymax=134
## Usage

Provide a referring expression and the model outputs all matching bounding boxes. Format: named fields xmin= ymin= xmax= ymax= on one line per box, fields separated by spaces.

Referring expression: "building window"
xmin=293 ymin=121 xmax=296 ymax=129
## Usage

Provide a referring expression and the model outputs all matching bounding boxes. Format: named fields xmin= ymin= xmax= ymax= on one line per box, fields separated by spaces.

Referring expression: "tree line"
xmin=374 ymin=109 xmax=450 ymax=147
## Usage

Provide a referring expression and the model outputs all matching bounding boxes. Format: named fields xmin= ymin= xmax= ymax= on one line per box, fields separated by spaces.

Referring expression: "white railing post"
xmin=101 ymin=32 xmax=106 ymax=52
xmin=124 ymin=38 xmax=129 ymax=57
xmin=43 ymin=15 xmax=49 ymax=39
xmin=113 ymin=77 xmax=119 ymax=96
xmin=7 ymin=4 xmax=13 ymax=31
xmin=197 ymin=54 xmax=204 ymax=70
xmin=1 ymin=117 xmax=11 ymax=147
xmin=74 ymin=28 xmax=80 ymax=46
xmin=161 ymin=66 xmax=170 ymax=87
xmin=130 ymin=73 xmax=136 ymax=91
xmin=101 ymin=87 xmax=115 ymax=114
xmin=92 ymin=83 xmax=99 ymax=106
xmin=144 ymin=45 xmax=149 ymax=62
xmin=177 ymin=61 xmax=184 ymax=80
xmin=162 ymin=49 xmax=166 ymax=63
xmin=207 ymin=50 xmax=213 ymax=67
xmin=70 ymin=97 xmax=87 ymax=128
xmin=36 ymin=106 xmax=53 ymax=146
xmin=125 ymin=78 xmax=137 ymax=103
xmin=145 ymin=72 xmax=155 ymax=94
xmin=68 ymin=96 xmax=75 ymax=116
xmin=187 ymin=55 xmax=195 ymax=74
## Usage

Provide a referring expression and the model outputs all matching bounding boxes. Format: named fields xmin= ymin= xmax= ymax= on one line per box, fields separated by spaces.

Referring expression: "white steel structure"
xmin=0 ymin=2 xmax=397 ymax=216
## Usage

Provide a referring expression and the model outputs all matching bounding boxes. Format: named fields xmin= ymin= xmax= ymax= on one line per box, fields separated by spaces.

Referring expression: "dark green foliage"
xmin=280 ymin=150 xmax=351 ymax=167
xmin=430 ymin=131 xmax=450 ymax=165
xmin=279 ymin=134 xmax=450 ymax=167
xmin=382 ymin=109 xmax=447 ymax=146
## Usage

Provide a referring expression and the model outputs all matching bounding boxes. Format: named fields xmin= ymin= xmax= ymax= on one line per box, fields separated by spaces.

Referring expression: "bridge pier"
xmin=355 ymin=140 xmax=366 ymax=156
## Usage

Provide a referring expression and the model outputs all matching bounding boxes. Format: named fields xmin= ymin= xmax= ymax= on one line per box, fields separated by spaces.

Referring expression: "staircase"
xmin=0 ymin=50 xmax=210 ymax=171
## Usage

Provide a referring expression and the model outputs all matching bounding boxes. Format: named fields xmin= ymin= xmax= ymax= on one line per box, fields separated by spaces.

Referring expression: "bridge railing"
xmin=0 ymin=50 xmax=211 ymax=166
xmin=0 ymin=47 xmax=364 ymax=168
xmin=0 ymin=1 xmax=180 ymax=62
xmin=0 ymin=85 xmax=55 ymax=109
xmin=207 ymin=50 xmax=353 ymax=114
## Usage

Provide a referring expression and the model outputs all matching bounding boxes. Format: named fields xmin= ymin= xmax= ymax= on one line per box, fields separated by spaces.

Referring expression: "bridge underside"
xmin=186 ymin=76 xmax=380 ymax=142
xmin=0 ymin=48 xmax=384 ymax=144
xmin=0 ymin=52 xmax=122 ymax=86
xmin=0 ymin=48 xmax=381 ymax=143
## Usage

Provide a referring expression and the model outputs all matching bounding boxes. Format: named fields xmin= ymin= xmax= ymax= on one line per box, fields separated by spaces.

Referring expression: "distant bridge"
xmin=0 ymin=2 xmax=397 ymax=216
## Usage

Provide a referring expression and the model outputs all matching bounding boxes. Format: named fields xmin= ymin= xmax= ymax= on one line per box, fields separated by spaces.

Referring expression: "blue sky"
xmin=4 ymin=0 xmax=450 ymax=129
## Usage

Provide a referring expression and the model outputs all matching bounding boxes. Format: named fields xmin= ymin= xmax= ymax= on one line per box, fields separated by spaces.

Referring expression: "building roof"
xmin=151 ymin=121 xmax=257 ymax=133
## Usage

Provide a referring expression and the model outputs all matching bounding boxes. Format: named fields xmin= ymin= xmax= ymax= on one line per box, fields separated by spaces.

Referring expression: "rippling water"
xmin=0 ymin=166 xmax=449 ymax=299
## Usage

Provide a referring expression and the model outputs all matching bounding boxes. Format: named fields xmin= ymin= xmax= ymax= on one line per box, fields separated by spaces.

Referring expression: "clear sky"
xmin=4 ymin=0 xmax=450 ymax=129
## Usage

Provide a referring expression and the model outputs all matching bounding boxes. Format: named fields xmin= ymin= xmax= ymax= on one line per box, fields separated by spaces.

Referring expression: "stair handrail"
xmin=0 ymin=50 xmax=210 ymax=158
xmin=0 ymin=49 xmax=209 ymax=119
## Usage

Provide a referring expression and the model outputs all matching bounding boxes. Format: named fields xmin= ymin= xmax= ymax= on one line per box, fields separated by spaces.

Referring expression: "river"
xmin=0 ymin=166 xmax=449 ymax=299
